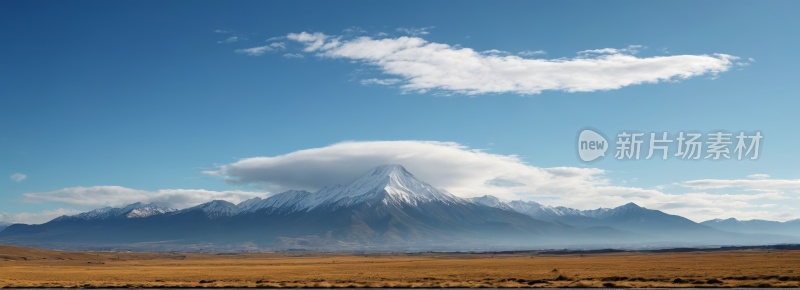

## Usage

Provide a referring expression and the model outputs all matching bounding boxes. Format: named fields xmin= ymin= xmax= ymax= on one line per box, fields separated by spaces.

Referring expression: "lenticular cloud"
xmin=258 ymin=32 xmax=740 ymax=95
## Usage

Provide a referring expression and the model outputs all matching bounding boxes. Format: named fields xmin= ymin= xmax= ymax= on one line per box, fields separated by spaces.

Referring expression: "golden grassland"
xmin=1 ymin=245 xmax=799 ymax=288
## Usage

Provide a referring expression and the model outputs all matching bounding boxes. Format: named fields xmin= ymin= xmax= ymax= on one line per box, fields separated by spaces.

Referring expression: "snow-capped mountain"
xmin=468 ymin=196 xmax=611 ymax=221
xmin=53 ymin=202 xmax=176 ymax=221
xmin=3 ymin=164 xmax=796 ymax=250
xmin=469 ymin=195 xmax=514 ymax=211
xmin=0 ymin=222 xmax=11 ymax=233
xmin=240 ymin=165 xmax=465 ymax=215
xmin=177 ymin=200 xmax=240 ymax=219
xmin=3 ymin=164 xmax=646 ymax=248
xmin=467 ymin=197 xmax=744 ymax=239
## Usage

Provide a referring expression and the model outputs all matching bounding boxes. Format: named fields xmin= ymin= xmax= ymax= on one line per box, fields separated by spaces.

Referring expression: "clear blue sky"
xmin=1 ymin=0 xmax=798 ymax=223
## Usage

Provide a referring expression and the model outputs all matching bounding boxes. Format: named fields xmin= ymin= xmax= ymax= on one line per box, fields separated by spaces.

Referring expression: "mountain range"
xmin=701 ymin=218 xmax=800 ymax=236
xmin=0 ymin=165 xmax=797 ymax=251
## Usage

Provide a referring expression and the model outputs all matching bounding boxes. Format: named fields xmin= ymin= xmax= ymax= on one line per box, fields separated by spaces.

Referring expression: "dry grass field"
xmin=1 ymin=244 xmax=799 ymax=288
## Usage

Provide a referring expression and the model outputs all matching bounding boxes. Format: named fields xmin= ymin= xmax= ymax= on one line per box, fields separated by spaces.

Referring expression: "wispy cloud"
xmin=234 ymin=42 xmax=286 ymax=56
xmin=343 ymin=27 xmax=367 ymax=34
xmin=270 ymin=42 xmax=286 ymax=50
xmin=748 ymin=174 xmax=770 ymax=180
xmin=272 ymin=32 xmax=738 ymax=95
xmin=360 ymin=78 xmax=402 ymax=85
xmin=215 ymin=29 xmax=234 ymax=33
xmin=482 ymin=49 xmax=510 ymax=55
xmin=577 ymin=45 xmax=644 ymax=55
xmin=10 ymin=173 xmax=26 ymax=182
xmin=395 ymin=26 xmax=434 ymax=36
xmin=283 ymin=53 xmax=304 ymax=59
xmin=235 ymin=46 xmax=272 ymax=56
xmin=0 ymin=208 xmax=82 ymax=224
xmin=683 ymin=178 xmax=800 ymax=190
xmin=22 ymin=186 xmax=266 ymax=209
xmin=518 ymin=50 xmax=547 ymax=56
xmin=217 ymin=36 xmax=243 ymax=44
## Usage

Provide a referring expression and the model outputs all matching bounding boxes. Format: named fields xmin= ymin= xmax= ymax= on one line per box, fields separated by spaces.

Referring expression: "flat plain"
xmin=1 ymin=244 xmax=799 ymax=288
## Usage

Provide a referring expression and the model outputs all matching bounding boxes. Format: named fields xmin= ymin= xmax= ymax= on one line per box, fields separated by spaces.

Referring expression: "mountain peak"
xmin=366 ymin=164 xmax=414 ymax=179
xmin=180 ymin=200 xmax=240 ymax=218
xmin=329 ymin=164 xmax=461 ymax=206
xmin=621 ymin=202 xmax=642 ymax=208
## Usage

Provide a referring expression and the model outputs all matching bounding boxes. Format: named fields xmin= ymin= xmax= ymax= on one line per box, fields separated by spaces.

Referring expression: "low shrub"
xmin=554 ymin=275 xmax=572 ymax=281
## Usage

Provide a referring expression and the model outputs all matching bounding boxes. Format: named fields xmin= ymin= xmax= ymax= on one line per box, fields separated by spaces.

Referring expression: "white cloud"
xmin=10 ymin=173 xmax=26 ymax=182
xmin=279 ymin=32 xmax=737 ymax=95
xmin=203 ymin=140 xmax=789 ymax=221
xmin=577 ymin=45 xmax=643 ymax=55
xmin=283 ymin=53 xmax=304 ymax=59
xmin=343 ymin=27 xmax=367 ymax=34
xmin=215 ymin=29 xmax=233 ymax=33
xmin=376 ymin=32 xmax=389 ymax=37
xmin=482 ymin=49 xmax=510 ymax=55
xmin=22 ymin=186 xmax=266 ymax=209
xmin=683 ymin=179 xmax=800 ymax=190
xmin=0 ymin=208 xmax=81 ymax=224
xmin=395 ymin=26 xmax=434 ymax=36
xmin=266 ymin=36 xmax=285 ymax=41
xmin=518 ymin=50 xmax=547 ymax=56
xmin=218 ymin=36 xmax=243 ymax=43
xmin=270 ymin=42 xmax=286 ymax=49
xmin=748 ymin=174 xmax=771 ymax=180
xmin=235 ymin=45 xmax=274 ymax=56
xmin=286 ymin=32 xmax=341 ymax=52
xmin=234 ymin=42 xmax=286 ymax=56
xmin=360 ymin=78 xmax=402 ymax=85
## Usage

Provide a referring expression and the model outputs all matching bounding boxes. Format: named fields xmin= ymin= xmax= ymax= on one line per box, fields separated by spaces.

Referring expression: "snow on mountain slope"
xmin=471 ymin=196 xmax=611 ymax=220
xmin=469 ymin=195 xmax=514 ymax=211
xmin=0 ymin=221 xmax=11 ymax=232
xmin=46 ymin=165 xmax=643 ymax=224
xmin=322 ymin=164 xmax=464 ymax=208
xmin=242 ymin=165 xmax=466 ymax=215
xmin=178 ymin=200 xmax=240 ymax=219
xmin=239 ymin=190 xmax=316 ymax=214
xmin=235 ymin=197 xmax=263 ymax=213
xmin=53 ymin=202 xmax=176 ymax=221
xmin=595 ymin=202 xmax=646 ymax=219
xmin=506 ymin=200 xmax=561 ymax=218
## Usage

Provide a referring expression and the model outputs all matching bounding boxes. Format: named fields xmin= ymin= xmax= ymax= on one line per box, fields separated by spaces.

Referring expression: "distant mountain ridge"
xmin=471 ymin=196 xmax=799 ymax=240
xmin=2 ymin=165 xmax=651 ymax=250
xmin=701 ymin=218 xmax=800 ymax=236
xmin=0 ymin=222 xmax=10 ymax=233
xmin=1 ymin=165 xmax=797 ymax=251
xmin=53 ymin=202 xmax=177 ymax=222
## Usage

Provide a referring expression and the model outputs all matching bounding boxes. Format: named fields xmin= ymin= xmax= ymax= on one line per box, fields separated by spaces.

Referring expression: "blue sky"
xmin=1 ymin=0 xmax=799 ymax=223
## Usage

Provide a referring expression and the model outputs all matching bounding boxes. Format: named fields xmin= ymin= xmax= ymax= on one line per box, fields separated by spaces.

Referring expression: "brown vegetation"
xmin=0 ymin=244 xmax=799 ymax=288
